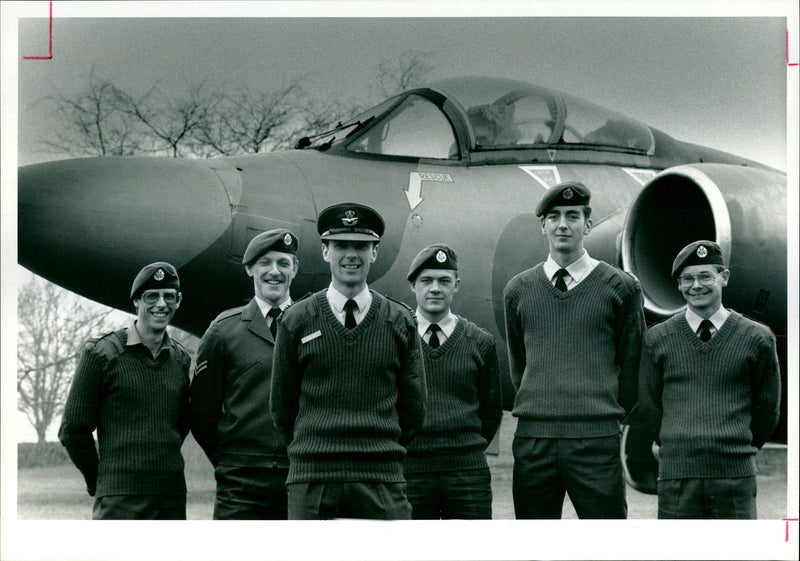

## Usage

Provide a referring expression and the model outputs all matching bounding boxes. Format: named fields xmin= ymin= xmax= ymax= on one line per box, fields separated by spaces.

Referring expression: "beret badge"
xmin=284 ymin=233 xmax=293 ymax=246
xmin=154 ymin=269 xmax=165 ymax=281
xmin=342 ymin=209 xmax=358 ymax=226
xmin=436 ymin=250 xmax=447 ymax=263
xmin=562 ymin=187 xmax=574 ymax=199
xmin=697 ymin=245 xmax=708 ymax=258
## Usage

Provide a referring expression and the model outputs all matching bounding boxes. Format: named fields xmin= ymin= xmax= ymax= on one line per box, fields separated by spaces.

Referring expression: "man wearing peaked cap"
xmin=504 ymin=180 xmax=645 ymax=519
xmin=271 ymin=202 xmax=426 ymax=520
xmin=60 ymin=262 xmax=191 ymax=519
xmin=317 ymin=202 xmax=385 ymax=241
xmin=404 ymin=244 xmax=502 ymax=519
xmin=191 ymin=229 xmax=299 ymax=519
xmin=638 ymin=240 xmax=780 ymax=519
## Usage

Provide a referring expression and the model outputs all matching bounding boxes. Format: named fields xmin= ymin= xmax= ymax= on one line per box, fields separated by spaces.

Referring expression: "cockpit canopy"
xmin=300 ymin=76 xmax=655 ymax=161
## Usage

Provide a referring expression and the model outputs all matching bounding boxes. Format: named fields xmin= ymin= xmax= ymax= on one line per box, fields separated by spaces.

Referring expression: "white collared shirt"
xmin=326 ymin=283 xmax=372 ymax=326
xmin=686 ymin=305 xmax=730 ymax=337
xmin=416 ymin=310 xmax=458 ymax=345
xmin=254 ymin=295 xmax=292 ymax=329
xmin=543 ymin=250 xmax=599 ymax=290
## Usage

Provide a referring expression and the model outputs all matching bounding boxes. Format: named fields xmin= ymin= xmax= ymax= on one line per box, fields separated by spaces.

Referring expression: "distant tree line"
xmin=39 ymin=50 xmax=435 ymax=159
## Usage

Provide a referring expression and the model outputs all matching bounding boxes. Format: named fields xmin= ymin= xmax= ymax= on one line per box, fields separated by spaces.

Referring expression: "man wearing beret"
xmin=503 ymin=182 xmax=645 ymax=519
xmin=271 ymin=202 xmax=426 ymax=520
xmin=59 ymin=262 xmax=192 ymax=519
xmin=638 ymin=240 xmax=780 ymax=519
xmin=403 ymin=244 xmax=502 ymax=519
xmin=190 ymin=229 xmax=299 ymax=519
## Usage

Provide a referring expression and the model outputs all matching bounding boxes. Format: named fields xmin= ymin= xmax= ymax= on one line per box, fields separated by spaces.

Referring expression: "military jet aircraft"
xmin=18 ymin=76 xmax=788 ymax=494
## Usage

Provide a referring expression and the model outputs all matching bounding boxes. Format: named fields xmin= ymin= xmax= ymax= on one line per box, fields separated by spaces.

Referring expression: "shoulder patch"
xmin=91 ymin=329 xmax=126 ymax=363
xmin=214 ymin=306 xmax=246 ymax=323
xmin=384 ymin=294 xmax=417 ymax=322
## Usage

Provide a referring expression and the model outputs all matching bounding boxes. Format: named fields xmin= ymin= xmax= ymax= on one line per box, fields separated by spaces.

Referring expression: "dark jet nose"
xmin=18 ymin=156 xmax=233 ymax=311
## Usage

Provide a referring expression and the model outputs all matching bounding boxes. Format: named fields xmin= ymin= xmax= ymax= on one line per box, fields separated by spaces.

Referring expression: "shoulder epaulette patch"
xmin=214 ymin=306 xmax=245 ymax=322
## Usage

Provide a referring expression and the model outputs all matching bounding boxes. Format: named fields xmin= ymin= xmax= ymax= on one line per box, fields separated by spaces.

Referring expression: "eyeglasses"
xmin=140 ymin=290 xmax=179 ymax=305
xmin=677 ymin=272 xmax=721 ymax=288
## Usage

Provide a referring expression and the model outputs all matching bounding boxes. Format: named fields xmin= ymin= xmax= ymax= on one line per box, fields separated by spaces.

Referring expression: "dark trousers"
xmin=213 ymin=465 xmax=289 ymax=520
xmin=512 ymin=434 xmax=627 ymax=519
xmin=92 ymin=494 xmax=186 ymax=520
xmin=405 ymin=468 xmax=492 ymax=519
xmin=657 ymin=476 xmax=757 ymax=519
xmin=287 ymin=482 xmax=412 ymax=520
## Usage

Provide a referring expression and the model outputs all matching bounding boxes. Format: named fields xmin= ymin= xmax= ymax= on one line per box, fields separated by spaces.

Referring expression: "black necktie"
xmin=697 ymin=319 xmax=713 ymax=342
xmin=554 ymin=268 xmax=569 ymax=292
xmin=268 ymin=307 xmax=281 ymax=339
xmin=427 ymin=324 xmax=441 ymax=349
xmin=344 ymin=299 xmax=358 ymax=329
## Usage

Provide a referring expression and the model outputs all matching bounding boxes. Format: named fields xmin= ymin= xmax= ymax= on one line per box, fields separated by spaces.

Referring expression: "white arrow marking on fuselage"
xmin=406 ymin=172 xmax=453 ymax=211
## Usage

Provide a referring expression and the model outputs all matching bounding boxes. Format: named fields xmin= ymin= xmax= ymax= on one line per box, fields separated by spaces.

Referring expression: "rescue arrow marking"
xmin=518 ymin=165 xmax=561 ymax=190
xmin=405 ymin=172 xmax=453 ymax=211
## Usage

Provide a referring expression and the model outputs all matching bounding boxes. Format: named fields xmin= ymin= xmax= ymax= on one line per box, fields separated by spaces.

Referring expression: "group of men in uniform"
xmin=59 ymin=182 xmax=780 ymax=521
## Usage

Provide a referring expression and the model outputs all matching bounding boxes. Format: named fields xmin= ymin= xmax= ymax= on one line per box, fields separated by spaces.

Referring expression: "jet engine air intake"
xmin=622 ymin=166 xmax=731 ymax=318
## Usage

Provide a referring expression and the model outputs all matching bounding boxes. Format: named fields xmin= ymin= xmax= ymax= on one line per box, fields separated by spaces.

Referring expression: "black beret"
xmin=671 ymin=240 xmax=726 ymax=277
xmin=535 ymin=181 xmax=592 ymax=217
xmin=407 ymin=244 xmax=459 ymax=282
xmin=130 ymin=262 xmax=180 ymax=299
xmin=317 ymin=202 xmax=385 ymax=242
xmin=242 ymin=229 xmax=298 ymax=265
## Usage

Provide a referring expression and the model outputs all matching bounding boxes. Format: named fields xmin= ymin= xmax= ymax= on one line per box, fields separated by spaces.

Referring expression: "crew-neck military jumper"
xmin=638 ymin=311 xmax=781 ymax=480
xmin=503 ymin=261 xmax=644 ymax=438
xmin=59 ymin=328 xmax=191 ymax=497
xmin=270 ymin=290 xmax=427 ymax=484
xmin=404 ymin=317 xmax=502 ymax=473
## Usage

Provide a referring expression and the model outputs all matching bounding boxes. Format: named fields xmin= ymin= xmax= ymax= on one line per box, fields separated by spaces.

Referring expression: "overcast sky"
xmin=13 ymin=7 xmax=793 ymax=170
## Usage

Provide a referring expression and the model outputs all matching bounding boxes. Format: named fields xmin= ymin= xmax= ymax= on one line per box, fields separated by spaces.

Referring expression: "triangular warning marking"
xmin=518 ymin=165 xmax=562 ymax=190
xmin=547 ymin=149 xmax=557 ymax=161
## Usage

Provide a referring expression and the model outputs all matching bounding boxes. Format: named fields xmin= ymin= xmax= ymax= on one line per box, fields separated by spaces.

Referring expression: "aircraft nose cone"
xmin=18 ymin=156 xmax=232 ymax=308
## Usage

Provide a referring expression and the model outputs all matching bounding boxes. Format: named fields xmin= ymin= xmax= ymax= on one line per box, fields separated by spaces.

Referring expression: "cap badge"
xmin=435 ymin=250 xmax=447 ymax=263
xmin=283 ymin=233 xmax=293 ymax=246
xmin=697 ymin=245 xmax=708 ymax=258
xmin=562 ymin=187 xmax=573 ymax=200
xmin=342 ymin=209 xmax=358 ymax=227
xmin=154 ymin=268 xmax=165 ymax=281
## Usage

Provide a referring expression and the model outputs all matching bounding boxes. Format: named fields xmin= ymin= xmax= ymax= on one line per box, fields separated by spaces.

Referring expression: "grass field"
xmin=17 ymin=412 xmax=787 ymax=520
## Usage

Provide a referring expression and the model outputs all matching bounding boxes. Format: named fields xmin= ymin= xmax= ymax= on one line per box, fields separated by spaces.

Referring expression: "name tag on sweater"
xmin=301 ymin=331 xmax=322 ymax=344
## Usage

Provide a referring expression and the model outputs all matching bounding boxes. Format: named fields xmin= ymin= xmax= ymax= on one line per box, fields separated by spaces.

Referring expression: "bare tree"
xmin=372 ymin=49 xmax=436 ymax=99
xmin=17 ymin=275 xmax=119 ymax=443
xmin=40 ymin=68 xmax=142 ymax=157
xmin=112 ymin=80 xmax=222 ymax=158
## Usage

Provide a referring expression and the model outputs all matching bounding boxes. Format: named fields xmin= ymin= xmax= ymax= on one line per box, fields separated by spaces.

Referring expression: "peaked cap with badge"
xmin=242 ymin=228 xmax=299 ymax=266
xmin=671 ymin=240 xmax=726 ymax=277
xmin=407 ymin=243 xmax=459 ymax=282
xmin=130 ymin=262 xmax=180 ymax=299
xmin=535 ymin=181 xmax=592 ymax=217
xmin=317 ymin=202 xmax=385 ymax=242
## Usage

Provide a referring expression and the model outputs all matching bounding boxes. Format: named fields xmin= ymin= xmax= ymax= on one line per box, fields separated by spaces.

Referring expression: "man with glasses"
xmin=190 ymin=229 xmax=299 ymax=519
xmin=503 ymin=182 xmax=645 ymax=519
xmin=59 ymin=262 xmax=191 ymax=519
xmin=638 ymin=240 xmax=781 ymax=519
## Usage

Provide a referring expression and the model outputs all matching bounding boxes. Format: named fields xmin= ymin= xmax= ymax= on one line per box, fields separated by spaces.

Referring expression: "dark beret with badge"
xmin=242 ymin=229 xmax=299 ymax=266
xmin=130 ymin=262 xmax=180 ymax=300
xmin=317 ymin=202 xmax=385 ymax=242
xmin=535 ymin=181 xmax=592 ymax=217
xmin=407 ymin=243 xmax=459 ymax=282
xmin=671 ymin=240 xmax=726 ymax=277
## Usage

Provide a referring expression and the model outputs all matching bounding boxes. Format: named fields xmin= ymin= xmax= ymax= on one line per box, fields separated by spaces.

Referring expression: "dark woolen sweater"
xmin=638 ymin=311 xmax=781 ymax=479
xmin=58 ymin=329 xmax=191 ymax=497
xmin=503 ymin=262 xmax=644 ymax=438
xmin=404 ymin=317 xmax=503 ymax=473
xmin=270 ymin=291 xmax=427 ymax=484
